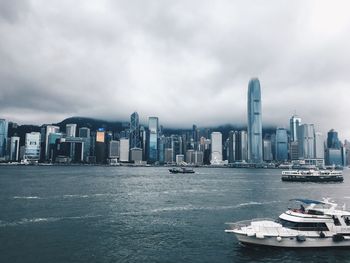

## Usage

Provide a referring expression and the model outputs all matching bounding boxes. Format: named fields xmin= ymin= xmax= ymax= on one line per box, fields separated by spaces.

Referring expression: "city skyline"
xmin=1 ymin=1 xmax=350 ymax=140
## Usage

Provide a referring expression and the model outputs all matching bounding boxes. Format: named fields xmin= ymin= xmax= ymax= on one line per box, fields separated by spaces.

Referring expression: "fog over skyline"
xmin=1 ymin=1 xmax=350 ymax=140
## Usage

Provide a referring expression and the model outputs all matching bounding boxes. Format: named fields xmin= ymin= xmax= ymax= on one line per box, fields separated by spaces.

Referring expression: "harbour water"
xmin=0 ymin=166 xmax=350 ymax=263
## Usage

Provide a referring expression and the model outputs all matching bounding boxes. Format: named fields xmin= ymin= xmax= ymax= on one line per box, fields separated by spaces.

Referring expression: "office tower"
xmin=95 ymin=129 xmax=106 ymax=163
xmin=228 ymin=131 xmax=236 ymax=163
xmin=298 ymin=124 xmax=315 ymax=159
xmin=10 ymin=136 xmax=20 ymax=161
xmin=24 ymin=132 xmax=41 ymax=161
xmin=148 ymin=117 xmax=159 ymax=163
xmin=171 ymin=135 xmax=182 ymax=162
xmin=275 ymin=128 xmax=288 ymax=161
xmin=130 ymin=148 xmax=143 ymax=163
xmin=79 ymin=127 xmax=91 ymax=161
xmin=327 ymin=129 xmax=341 ymax=149
xmin=119 ymin=138 xmax=129 ymax=162
xmin=43 ymin=125 xmax=60 ymax=160
xmin=210 ymin=132 xmax=222 ymax=164
xmin=290 ymin=115 xmax=301 ymax=142
xmin=164 ymin=148 xmax=173 ymax=164
xmin=66 ymin=124 xmax=77 ymax=137
xmin=0 ymin=119 xmax=8 ymax=158
xmin=186 ymin=149 xmax=195 ymax=164
xmin=236 ymin=131 xmax=248 ymax=161
xmin=48 ymin=132 xmax=62 ymax=161
xmin=289 ymin=141 xmax=299 ymax=160
xmin=140 ymin=126 xmax=147 ymax=160
xmin=108 ymin=140 xmax=120 ymax=159
xmin=314 ymin=132 xmax=325 ymax=159
xmin=263 ymin=139 xmax=273 ymax=161
xmin=247 ymin=78 xmax=263 ymax=163
xmin=130 ymin=112 xmax=141 ymax=148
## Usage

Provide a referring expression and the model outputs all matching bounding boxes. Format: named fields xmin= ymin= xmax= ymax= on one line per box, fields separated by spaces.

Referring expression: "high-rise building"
xmin=298 ymin=124 xmax=315 ymax=159
xmin=210 ymin=132 xmax=222 ymax=164
xmin=10 ymin=136 xmax=20 ymax=161
xmin=275 ymin=128 xmax=288 ymax=161
xmin=228 ymin=131 xmax=236 ymax=163
xmin=95 ymin=129 xmax=106 ymax=163
xmin=0 ymin=119 xmax=8 ymax=158
xmin=79 ymin=127 xmax=91 ymax=161
xmin=247 ymin=78 xmax=263 ymax=163
xmin=314 ymin=132 xmax=325 ymax=159
xmin=148 ymin=117 xmax=159 ymax=163
xmin=130 ymin=112 xmax=141 ymax=148
xmin=24 ymin=132 xmax=41 ymax=161
xmin=290 ymin=115 xmax=301 ymax=142
xmin=327 ymin=129 xmax=341 ymax=149
xmin=108 ymin=140 xmax=120 ymax=159
xmin=130 ymin=148 xmax=143 ymax=163
xmin=119 ymin=138 xmax=129 ymax=162
xmin=164 ymin=148 xmax=173 ymax=164
xmin=263 ymin=139 xmax=273 ymax=161
xmin=43 ymin=125 xmax=60 ymax=160
xmin=236 ymin=131 xmax=248 ymax=161
xmin=66 ymin=124 xmax=77 ymax=137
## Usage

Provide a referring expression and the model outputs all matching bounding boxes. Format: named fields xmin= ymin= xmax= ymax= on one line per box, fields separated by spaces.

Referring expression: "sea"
xmin=0 ymin=166 xmax=349 ymax=263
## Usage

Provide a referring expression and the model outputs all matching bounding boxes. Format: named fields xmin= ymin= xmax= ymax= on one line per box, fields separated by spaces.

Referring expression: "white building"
xmin=298 ymin=124 xmax=315 ymax=159
xmin=119 ymin=138 xmax=129 ymax=162
xmin=25 ymin=132 xmax=41 ymax=161
xmin=210 ymin=132 xmax=222 ymax=164
xmin=44 ymin=125 xmax=60 ymax=160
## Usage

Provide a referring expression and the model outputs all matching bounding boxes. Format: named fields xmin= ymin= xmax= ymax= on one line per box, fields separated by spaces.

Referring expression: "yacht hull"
xmin=235 ymin=234 xmax=350 ymax=248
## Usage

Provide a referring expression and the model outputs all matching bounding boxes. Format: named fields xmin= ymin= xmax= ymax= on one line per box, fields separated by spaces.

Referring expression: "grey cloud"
xmin=0 ymin=0 xmax=350 ymax=140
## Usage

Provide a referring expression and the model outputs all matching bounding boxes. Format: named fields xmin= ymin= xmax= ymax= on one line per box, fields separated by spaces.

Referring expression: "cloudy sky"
xmin=1 ymin=0 xmax=350 ymax=139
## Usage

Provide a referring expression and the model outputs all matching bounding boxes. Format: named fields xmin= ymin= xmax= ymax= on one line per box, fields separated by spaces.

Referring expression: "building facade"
xmin=247 ymin=78 xmax=263 ymax=163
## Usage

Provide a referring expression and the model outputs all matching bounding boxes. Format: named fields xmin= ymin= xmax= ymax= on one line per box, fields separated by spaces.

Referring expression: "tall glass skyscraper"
xmin=247 ymin=78 xmax=263 ymax=163
xmin=148 ymin=117 xmax=159 ymax=163
xmin=327 ymin=129 xmax=341 ymax=149
xmin=0 ymin=119 xmax=8 ymax=158
xmin=275 ymin=128 xmax=288 ymax=161
xmin=130 ymin=112 xmax=141 ymax=148
xmin=290 ymin=115 xmax=301 ymax=142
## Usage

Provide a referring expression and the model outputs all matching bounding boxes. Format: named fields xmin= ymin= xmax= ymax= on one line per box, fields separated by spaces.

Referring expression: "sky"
xmin=1 ymin=0 xmax=350 ymax=140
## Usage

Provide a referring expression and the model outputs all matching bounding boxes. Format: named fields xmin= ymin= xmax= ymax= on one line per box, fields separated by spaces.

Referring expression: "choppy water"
xmin=0 ymin=166 xmax=349 ymax=263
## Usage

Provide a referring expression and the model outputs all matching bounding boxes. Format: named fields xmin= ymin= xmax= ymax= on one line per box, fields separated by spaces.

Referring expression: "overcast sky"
xmin=1 ymin=0 xmax=350 ymax=139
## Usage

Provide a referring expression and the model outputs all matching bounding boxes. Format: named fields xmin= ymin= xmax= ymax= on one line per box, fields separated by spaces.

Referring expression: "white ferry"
xmin=281 ymin=170 xmax=343 ymax=182
xmin=225 ymin=199 xmax=350 ymax=248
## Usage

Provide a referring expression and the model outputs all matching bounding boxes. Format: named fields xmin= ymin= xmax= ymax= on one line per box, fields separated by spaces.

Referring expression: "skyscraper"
xmin=327 ymin=129 xmax=341 ymax=149
xmin=210 ymin=132 xmax=222 ymax=164
xmin=148 ymin=117 xmax=159 ymax=163
xmin=24 ymin=132 xmax=41 ymax=161
xmin=0 ymin=119 xmax=8 ymax=158
xmin=130 ymin=112 xmax=141 ymax=148
xmin=79 ymin=127 xmax=91 ymax=161
xmin=314 ymin=132 xmax=325 ymax=159
xmin=66 ymin=124 xmax=77 ymax=137
xmin=298 ymin=124 xmax=315 ymax=159
xmin=10 ymin=136 xmax=20 ymax=161
xmin=275 ymin=128 xmax=288 ymax=161
xmin=290 ymin=115 xmax=301 ymax=142
xmin=43 ymin=125 xmax=60 ymax=160
xmin=247 ymin=78 xmax=263 ymax=163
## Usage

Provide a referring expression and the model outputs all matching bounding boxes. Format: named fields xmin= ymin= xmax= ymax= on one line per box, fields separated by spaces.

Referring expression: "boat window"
xmin=343 ymin=217 xmax=350 ymax=226
xmin=332 ymin=216 xmax=341 ymax=226
xmin=277 ymin=219 xmax=329 ymax=231
xmin=307 ymin=209 xmax=324 ymax=215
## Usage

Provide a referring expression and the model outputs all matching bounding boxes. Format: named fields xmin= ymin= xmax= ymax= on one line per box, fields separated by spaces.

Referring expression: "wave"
xmin=0 ymin=215 xmax=102 ymax=227
xmin=13 ymin=196 xmax=41 ymax=199
xmin=120 ymin=200 xmax=281 ymax=215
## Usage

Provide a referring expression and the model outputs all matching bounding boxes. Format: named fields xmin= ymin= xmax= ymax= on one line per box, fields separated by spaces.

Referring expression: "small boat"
xmin=281 ymin=169 xmax=343 ymax=182
xmin=169 ymin=167 xmax=195 ymax=174
xmin=225 ymin=198 xmax=350 ymax=248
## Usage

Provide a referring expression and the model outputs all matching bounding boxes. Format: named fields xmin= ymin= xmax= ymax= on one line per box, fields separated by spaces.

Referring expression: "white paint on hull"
xmin=236 ymin=234 xmax=350 ymax=248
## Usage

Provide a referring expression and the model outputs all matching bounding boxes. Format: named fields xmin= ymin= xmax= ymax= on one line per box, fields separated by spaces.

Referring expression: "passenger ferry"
xmin=281 ymin=169 xmax=343 ymax=182
xmin=225 ymin=199 xmax=350 ymax=248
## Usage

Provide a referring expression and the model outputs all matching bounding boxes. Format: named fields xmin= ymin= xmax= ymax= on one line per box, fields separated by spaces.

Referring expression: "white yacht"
xmin=281 ymin=170 xmax=343 ymax=182
xmin=225 ymin=199 xmax=350 ymax=248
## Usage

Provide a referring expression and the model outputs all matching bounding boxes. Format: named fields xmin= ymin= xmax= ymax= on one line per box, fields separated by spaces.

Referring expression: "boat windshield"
xmin=276 ymin=218 xmax=329 ymax=231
